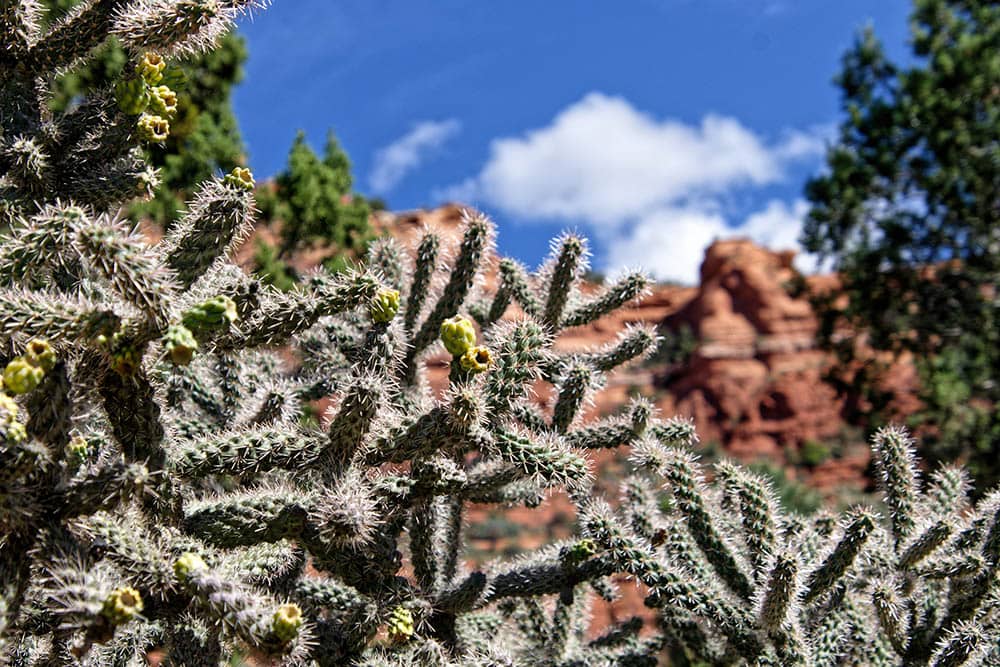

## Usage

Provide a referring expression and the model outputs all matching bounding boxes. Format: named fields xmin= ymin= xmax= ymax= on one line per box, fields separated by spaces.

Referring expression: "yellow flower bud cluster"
xmin=101 ymin=586 xmax=144 ymax=625
xmin=2 ymin=339 xmax=56 ymax=395
xmin=114 ymin=52 xmax=179 ymax=143
xmin=370 ymin=288 xmax=401 ymax=324
xmin=223 ymin=167 xmax=255 ymax=191
xmin=386 ymin=606 xmax=414 ymax=643
xmin=440 ymin=316 xmax=492 ymax=375
xmin=271 ymin=603 xmax=303 ymax=643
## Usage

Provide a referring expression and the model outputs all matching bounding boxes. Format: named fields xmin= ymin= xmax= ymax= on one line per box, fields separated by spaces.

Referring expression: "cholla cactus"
xmin=2 ymin=1 xmax=999 ymax=666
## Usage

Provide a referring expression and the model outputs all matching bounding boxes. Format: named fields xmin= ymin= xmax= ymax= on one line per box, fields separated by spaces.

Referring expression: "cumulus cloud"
xmin=437 ymin=92 xmax=828 ymax=283
xmin=604 ymin=200 xmax=817 ymax=283
xmin=441 ymin=92 xmax=786 ymax=224
xmin=369 ymin=119 xmax=460 ymax=193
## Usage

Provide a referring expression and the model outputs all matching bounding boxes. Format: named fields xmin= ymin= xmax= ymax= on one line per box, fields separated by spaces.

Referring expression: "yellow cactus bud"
xmin=459 ymin=345 xmax=493 ymax=374
xmin=271 ymin=603 xmax=303 ymax=643
xmin=386 ymin=606 xmax=414 ymax=644
xmin=174 ymin=552 xmax=207 ymax=583
xmin=182 ymin=295 xmax=239 ymax=333
xmin=164 ymin=324 xmax=198 ymax=366
xmin=370 ymin=288 xmax=401 ymax=324
xmin=66 ymin=434 xmax=89 ymax=464
xmin=25 ymin=339 xmax=56 ymax=372
xmin=440 ymin=316 xmax=477 ymax=356
xmin=137 ymin=52 xmax=165 ymax=85
xmin=101 ymin=586 xmax=143 ymax=625
xmin=149 ymin=85 xmax=177 ymax=116
xmin=3 ymin=357 xmax=44 ymax=394
xmin=223 ymin=167 xmax=255 ymax=191
xmin=137 ymin=113 xmax=170 ymax=143
xmin=115 ymin=77 xmax=150 ymax=115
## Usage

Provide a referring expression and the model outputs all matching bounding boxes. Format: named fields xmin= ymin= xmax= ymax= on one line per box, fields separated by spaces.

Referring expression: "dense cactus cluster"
xmin=2 ymin=1 xmax=1000 ymax=666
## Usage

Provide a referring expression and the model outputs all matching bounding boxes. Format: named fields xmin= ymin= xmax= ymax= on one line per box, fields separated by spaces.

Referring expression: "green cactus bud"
xmin=137 ymin=52 xmax=166 ymax=85
xmin=6 ymin=421 xmax=26 ymax=443
xmin=370 ymin=288 xmax=401 ymax=324
xmin=0 ymin=392 xmax=18 ymax=425
xmin=386 ymin=606 xmax=414 ymax=644
xmin=440 ymin=315 xmax=476 ymax=356
xmin=174 ymin=552 xmax=208 ymax=583
xmin=3 ymin=357 xmax=44 ymax=394
xmin=271 ymin=603 xmax=303 ymax=643
xmin=182 ymin=296 xmax=239 ymax=334
xmin=66 ymin=434 xmax=89 ymax=464
xmin=149 ymin=85 xmax=178 ymax=117
xmin=459 ymin=345 xmax=493 ymax=374
xmin=563 ymin=538 xmax=598 ymax=567
xmin=115 ymin=77 xmax=151 ymax=115
xmin=137 ymin=113 xmax=170 ymax=143
xmin=24 ymin=339 xmax=56 ymax=372
xmin=164 ymin=324 xmax=198 ymax=366
xmin=101 ymin=586 xmax=144 ymax=625
xmin=110 ymin=341 xmax=143 ymax=377
xmin=223 ymin=166 xmax=255 ymax=191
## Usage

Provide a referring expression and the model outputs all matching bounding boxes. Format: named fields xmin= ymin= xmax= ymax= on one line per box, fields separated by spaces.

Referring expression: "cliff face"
xmin=658 ymin=239 xmax=846 ymax=458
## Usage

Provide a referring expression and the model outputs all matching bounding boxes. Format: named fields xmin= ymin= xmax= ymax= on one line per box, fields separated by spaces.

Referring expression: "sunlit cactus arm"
xmin=802 ymin=507 xmax=878 ymax=603
xmin=366 ymin=237 xmax=406 ymax=291
xmin=551 ymin=361 xmax=601 ymax=433
xmin=0 ymin=136 xmax=50 ymax=201
xmin=402 ymin=230 xmax=440 ymax=333
xmin=111 ymin=0 xmax=266 ymax=56
xmin=923 ymin=465 xmax=971 ymax=520
xmin=173 ymin=553 xmax=308 ymax=658
xmin=169 ymin=427 xmax=321 ymax=479
xmin=482 ymin=318 xmax=549 ymax=415
xmin=78 ymin=512 xmax=181 ymax=595
xmin=0 ymin=289 xmax=119 ymax=344
xmin=162 ymin=175 xmax=254 ymax=288
xmin=583 ymin=324 xmax=659 ymax=372
xmin=928 ymin=620 xmax=987 ymax=667
xmin=561 ymin=271 xmax=650 ymax=329
xmin=55 ymin=460 xmax=149 ymax=520
xmin=217 ymin=269 xmax=380 ymax=349
xmin=872 ymin=424 xmax=921 ymax=548
xmin=898 ymin=520 xmax=953 ymax=570
xmin=638 ymin=443 xmax=754 ymax=601
xmin=566 ymin=398 xmax=651 ymax=450
xmin=540 ymin=233 xmax=588 ymax=329
xmin=716 ymin=461 xmax=780 ymax=581
xmin=183 ymin=487 xmax=310 ymax=548
xmin=404 ymin=211 xmax=495 ymax=376
xmin=581 ymin=501 xmax=764 ymax=658
xmin=21 ymin=0 xmax=130 ymax=73
xmin=488 ymin=427 xmax=590 ymax=491
xmin=74 ymin=216 xmax=176 ymax=324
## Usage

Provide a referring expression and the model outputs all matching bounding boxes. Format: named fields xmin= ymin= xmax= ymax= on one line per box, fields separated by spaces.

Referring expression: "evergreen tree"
xmin=269 ymin=130 xmax=373 ymax=261
xmin=802 ymin=0 xmax=999 ymax=489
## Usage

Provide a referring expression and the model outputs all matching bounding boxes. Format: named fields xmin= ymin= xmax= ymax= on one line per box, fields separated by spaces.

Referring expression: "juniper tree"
xmin=2 ymin=1 xmax=999 ymax=666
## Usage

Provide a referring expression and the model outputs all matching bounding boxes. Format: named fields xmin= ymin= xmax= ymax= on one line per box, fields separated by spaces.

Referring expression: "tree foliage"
xmin=802 ymin=0 xmax=999 ymax=489
xmin=261 ymin=130 xmax=374 ymax=261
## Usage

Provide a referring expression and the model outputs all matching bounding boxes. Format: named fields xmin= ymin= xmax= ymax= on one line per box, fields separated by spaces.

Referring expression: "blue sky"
xmin=233 ymin=0 xmax=912 ymax=283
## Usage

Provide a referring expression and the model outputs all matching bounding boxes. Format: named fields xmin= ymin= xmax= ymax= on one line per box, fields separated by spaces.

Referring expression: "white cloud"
xmin=369 ymin=119 xmax=460 ymax=193
xmin=604 ymin=208 xmax=728 ymax=285
xmin=437 ymin=92 xmax=829 ymax=283
xmin=605 ymin=199 xmax=819 ymax=284
xmin=438 ymin=92 xmax=818 ymax=224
